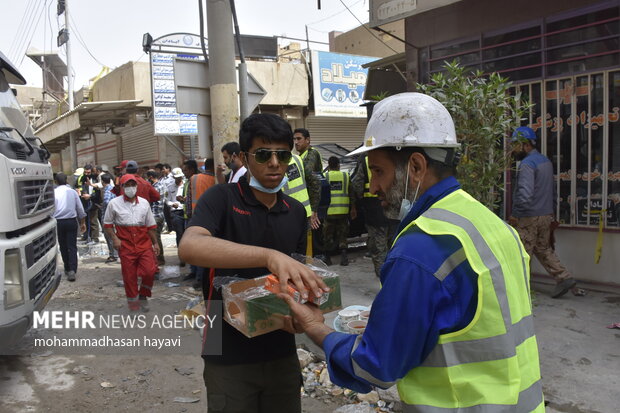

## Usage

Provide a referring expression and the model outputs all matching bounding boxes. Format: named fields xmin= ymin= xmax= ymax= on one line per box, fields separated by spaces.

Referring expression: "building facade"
xmin=379 ymin=0 xmax=620 ymax=285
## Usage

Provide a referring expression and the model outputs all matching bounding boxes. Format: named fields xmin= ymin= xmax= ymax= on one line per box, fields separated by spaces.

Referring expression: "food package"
xmin=220 ymin=262 xmax=341 ymax=338
xmin=264 ymin=274 xmax=329 ymax=305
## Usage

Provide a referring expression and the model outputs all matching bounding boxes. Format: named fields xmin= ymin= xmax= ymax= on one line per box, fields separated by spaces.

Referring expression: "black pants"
xmin=57 ymin=218 xmax=78 ymax=272
xmin=203 ymin=353 xmax=301 ymax=413
xmin=171 ymin=210 xmax=186 ymax=247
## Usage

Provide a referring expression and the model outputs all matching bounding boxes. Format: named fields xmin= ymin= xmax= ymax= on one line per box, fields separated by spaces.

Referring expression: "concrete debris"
xmin=100 ymin=381 xmax=116 ymax=388
xmin=297 ymin=348 xmax=315 ymax=368
xmin=334 ymin=402 xmax=374 ymax=413
xmin=174 ymin=367 xmax=194 ymax=376
xmin=357 ymin=390 xmax=380 ymax=404
xmin=298 ymin=351 xmax=401 ymax=412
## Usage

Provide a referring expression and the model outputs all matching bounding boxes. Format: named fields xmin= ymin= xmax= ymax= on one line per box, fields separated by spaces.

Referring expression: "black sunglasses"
xmin=246 ymin=149 xmax=292 ymax=164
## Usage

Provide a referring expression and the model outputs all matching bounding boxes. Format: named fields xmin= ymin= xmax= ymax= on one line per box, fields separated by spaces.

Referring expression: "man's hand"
xmin=279 ymin=294 xmax=332 ymax=343
xmin=350 ymin=206 xmax=357 ymax=221
xmin=266 ymin=250 xmax=329 ymax=301
xmin=81 ymin=193 xmax=91 ymax=200
xmin=80 ymin=222 xmax=86 ymax=234
xmin=153 ymin=244 xmax=161 ymax=257
xmin=113 ymin=238 xmax=121 ymax=250
xmin=508 ymin=216 xmax=518 ymax=226
xmin=310 ymin=212 xmax=320 ymax=230
xmin=176 ymin=195 xmax=185 ymax=203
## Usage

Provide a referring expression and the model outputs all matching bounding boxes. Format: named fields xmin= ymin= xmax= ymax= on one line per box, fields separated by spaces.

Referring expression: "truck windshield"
xmin=0 ymin=72 xmax=33 ymax=141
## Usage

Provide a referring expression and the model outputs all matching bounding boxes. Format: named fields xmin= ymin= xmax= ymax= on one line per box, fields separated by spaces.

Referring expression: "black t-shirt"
xmin=188 ymin=177 xmax=307 ymax=364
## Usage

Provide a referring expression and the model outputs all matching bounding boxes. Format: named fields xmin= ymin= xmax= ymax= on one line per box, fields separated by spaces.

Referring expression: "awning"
xmin=362 ymin=52 xmax=407 ymax=100
xmin=35 ymin=100 xmax=143 ymax=152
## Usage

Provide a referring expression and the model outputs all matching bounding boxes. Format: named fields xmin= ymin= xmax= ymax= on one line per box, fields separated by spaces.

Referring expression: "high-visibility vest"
xmin=326 ymin=170 xmax=350 ymax=215
xmin=390 ymin=189 xmax=544 ymax=412
xmin=363 ymin=156 xmax=378 ymax=198
xmin=190 ymin=173 xmax=216 ymax=212
xmin=283 ymin=154 xmax=311 ymax=217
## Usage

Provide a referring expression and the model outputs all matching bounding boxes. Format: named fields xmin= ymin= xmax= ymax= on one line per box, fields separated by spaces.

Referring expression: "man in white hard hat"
xmin=282 ymin=93 xmax=544 ymax=412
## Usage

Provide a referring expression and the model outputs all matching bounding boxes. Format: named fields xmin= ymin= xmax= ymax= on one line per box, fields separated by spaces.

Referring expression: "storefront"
xmin=397 ymin=0 xmax=620 ymax=284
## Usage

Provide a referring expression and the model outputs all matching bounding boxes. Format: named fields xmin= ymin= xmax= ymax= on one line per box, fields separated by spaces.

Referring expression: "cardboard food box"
xmin=222 ymin=272 xmax=341 ymax=338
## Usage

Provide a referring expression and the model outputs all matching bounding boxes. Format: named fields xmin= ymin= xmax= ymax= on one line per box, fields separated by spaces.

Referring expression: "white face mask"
xmin=124 ymin=186 xmax=137 ymax=198
xmin=398 ymin=164 xmax=422 ymax=221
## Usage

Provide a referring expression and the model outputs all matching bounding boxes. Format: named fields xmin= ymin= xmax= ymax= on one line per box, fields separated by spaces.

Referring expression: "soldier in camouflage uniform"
xmin=294 ymin=128 xmax=327 ymax=258
xmin=293 ymin=128 xmax=323 ymax=174
xmin=351 ymin=154 xmax=400 ymax=277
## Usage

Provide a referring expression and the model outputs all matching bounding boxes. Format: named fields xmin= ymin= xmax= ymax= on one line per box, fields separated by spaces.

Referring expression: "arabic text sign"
xmin=311 ymin=51 xmax=376 ymax=118
xmin=150 ymin=51 xmax=201 ymax=136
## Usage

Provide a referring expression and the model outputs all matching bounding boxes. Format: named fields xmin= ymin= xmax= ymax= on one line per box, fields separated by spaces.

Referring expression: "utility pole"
xmin=206 ymin=0 xmax=239 ymax=167
xmin=62 ymin=0 xmax=77 ymax=171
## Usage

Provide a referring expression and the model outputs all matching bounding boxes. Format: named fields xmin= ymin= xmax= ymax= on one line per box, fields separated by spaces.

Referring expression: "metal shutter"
xmin=120 ymin=121 xmax=159 ymax=166
xmin=304 ymin=113 xmax=367 ymax=151
xmin=94 ymin=134 xmax=119 ymax=168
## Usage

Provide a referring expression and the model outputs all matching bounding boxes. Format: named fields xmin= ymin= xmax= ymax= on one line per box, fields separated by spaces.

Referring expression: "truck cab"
xmin=0 ymin=51 xmax=60 ymax=350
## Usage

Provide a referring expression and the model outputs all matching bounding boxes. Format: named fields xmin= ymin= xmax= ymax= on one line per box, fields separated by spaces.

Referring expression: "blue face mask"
xmin=249 ymin=175 xmax=289 ymax=194
xmin=398 ymin=166 xmax=422 ymax=221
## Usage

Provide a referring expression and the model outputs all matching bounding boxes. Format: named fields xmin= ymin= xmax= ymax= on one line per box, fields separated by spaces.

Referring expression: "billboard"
xmin=311 ymin=51 xmax=376 ymax=118
xmin=369 ymin=0 xmax=462 ymax=27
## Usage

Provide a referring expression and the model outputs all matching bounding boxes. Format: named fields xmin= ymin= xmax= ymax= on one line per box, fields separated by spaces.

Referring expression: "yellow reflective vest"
xmin=392 ymin=189 xmax=544 ymax=412
xmin=283 ymin=154 xmax=311 ymax=217
xmin=327 ymin=170 xmax=350 ymax=215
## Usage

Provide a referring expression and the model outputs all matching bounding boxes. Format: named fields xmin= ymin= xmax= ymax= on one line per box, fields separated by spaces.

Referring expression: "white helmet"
xmin=348 ymin=93 xmax=459 ymax=162
xmin=172 ymin=167 xmax=184 ymax=178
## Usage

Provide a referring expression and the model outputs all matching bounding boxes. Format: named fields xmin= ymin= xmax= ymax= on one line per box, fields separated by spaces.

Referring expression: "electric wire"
xmin=19 ymin=1 xmax=48 ymax=67
xmin=337 ymin=0 xmax=399 ymax=53
xmin=306 ymin=0 xmax=364 ymax=26
xmin=9 ymin=0 xmax=39 ymax=62
xmin=69 ymin=14 xmax=108 ymax=67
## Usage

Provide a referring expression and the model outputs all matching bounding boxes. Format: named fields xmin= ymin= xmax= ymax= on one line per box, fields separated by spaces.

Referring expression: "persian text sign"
xmin=311 ymin=51 xmax=376 ymax=118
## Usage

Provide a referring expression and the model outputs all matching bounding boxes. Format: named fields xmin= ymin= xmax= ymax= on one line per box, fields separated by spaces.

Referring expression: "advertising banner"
xmin=311 ymin=51 xmax=376 ymax=118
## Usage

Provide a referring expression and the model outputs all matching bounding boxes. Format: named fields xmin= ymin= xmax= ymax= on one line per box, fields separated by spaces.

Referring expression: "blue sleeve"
xmin=513 ymin=162 xmax=535 ymax=216
xmin=323 ymin=253 xmax=469 ymax=392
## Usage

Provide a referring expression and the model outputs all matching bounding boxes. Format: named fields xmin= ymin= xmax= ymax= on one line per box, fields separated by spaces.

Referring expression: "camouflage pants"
xmin=366 ymin=221 xmax=399 ymax=278
xmin=514 ymin=214 xmax=571 ymax=281
xmin=323 ymin=216 xmax=349 ymax=252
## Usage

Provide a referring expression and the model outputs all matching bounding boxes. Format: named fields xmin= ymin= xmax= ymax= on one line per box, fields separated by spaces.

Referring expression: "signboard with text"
xmin=369 ymin=0 xmax=463 ymax=27
xmin=311 ymin=51 xmax=376 ymax=118
xmin=150 ymin=51 xmax=202 ymax=135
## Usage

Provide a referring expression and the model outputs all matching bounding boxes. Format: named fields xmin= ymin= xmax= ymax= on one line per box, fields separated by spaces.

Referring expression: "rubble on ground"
xmin=298 ymin=347 xmax=402 ymax=412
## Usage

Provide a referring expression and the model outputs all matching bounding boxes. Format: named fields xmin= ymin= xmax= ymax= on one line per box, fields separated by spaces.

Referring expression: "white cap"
xmin=348 ymin=92 xmax=459 ymax=158
xmin=172 ymin=167 xmax=184 ymax=178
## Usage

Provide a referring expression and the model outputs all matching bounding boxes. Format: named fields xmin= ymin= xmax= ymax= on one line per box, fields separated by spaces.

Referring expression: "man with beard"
xmin=509 ymin=126 xmax=579 ymax=298
xmin=281 ymin=93 xmax=544 ymax=412
xmin=216 ymin=141 xmax=247 ymax=184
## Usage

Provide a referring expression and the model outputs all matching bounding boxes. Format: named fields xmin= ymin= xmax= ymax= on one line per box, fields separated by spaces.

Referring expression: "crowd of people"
xmin=50 ymin=94 xmax=584 ymax=412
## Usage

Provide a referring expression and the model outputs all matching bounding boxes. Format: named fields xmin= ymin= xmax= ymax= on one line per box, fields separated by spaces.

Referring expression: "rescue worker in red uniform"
xmin=104 ymin=175 xmax=160 ymax=311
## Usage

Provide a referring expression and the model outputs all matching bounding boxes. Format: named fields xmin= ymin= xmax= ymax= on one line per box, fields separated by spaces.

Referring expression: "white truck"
xmin=0 ymin=51 xmax=59 ymax=351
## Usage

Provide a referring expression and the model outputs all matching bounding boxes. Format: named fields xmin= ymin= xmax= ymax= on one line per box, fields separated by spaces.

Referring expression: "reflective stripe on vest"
xmin=283 ymin=154 xmax=311 ymax=217
xmin=392 ymin=189 xmax=543 ymax=412
xmin=327 ymin=170 xmax=350 ymax=215
xmin=363 ymin=156 xmax=377 ymax=198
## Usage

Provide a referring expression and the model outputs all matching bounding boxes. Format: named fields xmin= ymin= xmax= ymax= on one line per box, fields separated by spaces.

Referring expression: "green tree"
xmin=418 ymin=61 xmax=531 ymax=211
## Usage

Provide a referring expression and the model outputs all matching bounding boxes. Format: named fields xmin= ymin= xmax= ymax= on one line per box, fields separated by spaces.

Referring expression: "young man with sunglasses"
xmin=179 ymin=114 xmax=329 ymax=413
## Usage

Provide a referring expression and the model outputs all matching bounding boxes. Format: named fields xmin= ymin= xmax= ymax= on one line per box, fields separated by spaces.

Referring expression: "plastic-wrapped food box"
xmin=221 ymin=266 xmax=341 ymax=338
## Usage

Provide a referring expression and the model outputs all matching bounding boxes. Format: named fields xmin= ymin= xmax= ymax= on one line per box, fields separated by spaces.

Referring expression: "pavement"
xmin=0 ymin=233 xmax=618 ymax=412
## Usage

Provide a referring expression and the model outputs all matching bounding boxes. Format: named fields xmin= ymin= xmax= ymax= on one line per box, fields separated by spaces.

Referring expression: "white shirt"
xmin=53 ymin=185 xmax=87 ymax=220
xmin=229 ymin=166 xmax=247 ymax=183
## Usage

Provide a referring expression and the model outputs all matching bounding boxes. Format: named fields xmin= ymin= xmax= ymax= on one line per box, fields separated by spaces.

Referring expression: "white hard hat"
xmin=348 ymin=92 xmax=459 ymax=158
xmin=172 ymin=167 xmax=184 ymax=178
